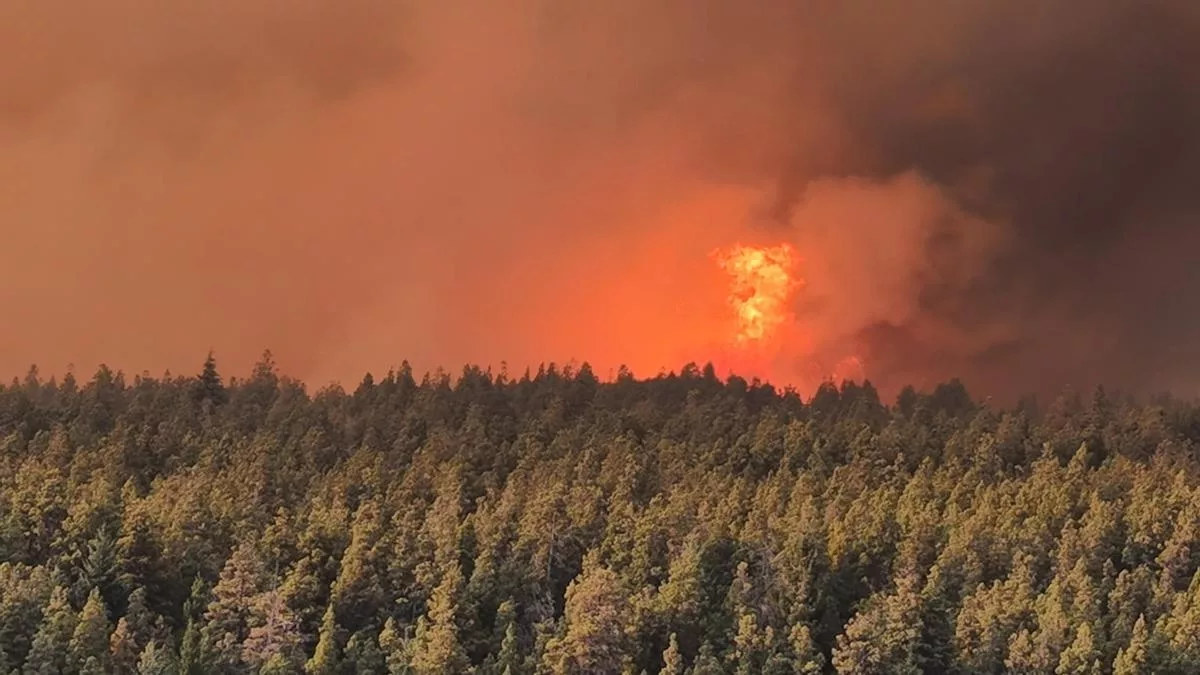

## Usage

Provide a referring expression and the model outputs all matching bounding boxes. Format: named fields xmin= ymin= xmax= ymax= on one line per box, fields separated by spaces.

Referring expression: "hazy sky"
xmin=2 ymin=0 xmax=1198 ymax=399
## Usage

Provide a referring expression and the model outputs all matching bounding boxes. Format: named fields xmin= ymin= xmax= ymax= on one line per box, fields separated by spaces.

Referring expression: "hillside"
xmin=2 ymin=353 xmax=1200 ymax=674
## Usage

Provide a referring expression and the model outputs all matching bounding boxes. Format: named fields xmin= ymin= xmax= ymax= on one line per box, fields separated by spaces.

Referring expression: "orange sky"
xmin=2 ymin=0 xmax=1198 ymax=398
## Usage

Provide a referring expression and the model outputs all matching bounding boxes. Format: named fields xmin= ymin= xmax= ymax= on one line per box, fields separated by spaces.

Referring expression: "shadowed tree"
xmin=194 ymin=352 xmax=227 ymax=407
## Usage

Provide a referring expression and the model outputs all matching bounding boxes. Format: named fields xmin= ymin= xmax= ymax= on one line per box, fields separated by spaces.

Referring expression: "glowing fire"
xmin=711 ymin=242 xmax=866 ymax=387
xmin=713 ymin=243 xmax=800 ymax=346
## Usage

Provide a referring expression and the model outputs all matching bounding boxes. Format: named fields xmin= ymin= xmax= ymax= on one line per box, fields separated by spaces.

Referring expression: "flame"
xmin=713 ymin=243 xmax=800 ymax=346
xmin=711 ymin=241 xmax=867 ymax=388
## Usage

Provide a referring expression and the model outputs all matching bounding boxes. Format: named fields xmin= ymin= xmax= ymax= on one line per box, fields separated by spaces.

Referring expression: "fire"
xmin=713 ymin=243 xmax=800 ymax=346
xmin=711 ymin=241 xmax=867 ymax=387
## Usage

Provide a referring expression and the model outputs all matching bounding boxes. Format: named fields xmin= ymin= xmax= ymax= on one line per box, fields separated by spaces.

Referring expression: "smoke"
xmin=1 ymin=0 xmax=1197 ymax=399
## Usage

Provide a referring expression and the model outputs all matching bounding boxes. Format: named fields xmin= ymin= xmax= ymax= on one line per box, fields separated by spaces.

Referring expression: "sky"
xmin=1 ymin=0 xmax=1198 ymax=400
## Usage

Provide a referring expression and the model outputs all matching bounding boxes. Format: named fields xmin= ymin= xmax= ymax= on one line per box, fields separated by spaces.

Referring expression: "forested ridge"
xmin=3 ymin=353 xmax=1200 ymax=674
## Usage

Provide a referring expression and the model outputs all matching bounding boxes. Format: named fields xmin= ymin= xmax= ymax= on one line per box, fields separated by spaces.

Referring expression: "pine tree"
xmin=1113 ymin=615 xmax=1153 ymax=675
xmin=1005 ymin=628 xmax=1042 ymax=674
xmin=330 ymin=499 xmax=385 ymax=633
xmin=1056 ymin=623 xmax=1102 ymax=675
xmin=194 ymin=352 xmax=227 ymax=407
xmin=69 ymin=588 xmax=113 ymax=672
xmin=75 ymin=526 xmax=123 ymax=613
xmin=496 ymin=619 xmax=521 ymax=675
xmin=135 ymin=640 xmax=179 ymax=675
xmin=344 ymin=628 xmax=386 ymax=675
xmin=409 ymin=562 xmax=469 ymax=675
xmin=243 ymin=589 xmax=303 ymax=672
xmin=305 ymin=604 xmax=342 ymax=675
xmin=110 ymin=588 xmax=161 ymax=675
xmin=177 ymin=617 xmax=206 ymax=675
xmin=78 ymin=656 xmax=106 ymax=675
xmin=110 ymin=618 xmax=140 ymax=675
xmin=831 ymin=580 xmax=922 ymax=675
xmin=115 ymin=519 xmax=170 ymax=620
xmin=689 ymin=642 xmax=723 ymax=675
xmin=203 ymin=543 xmax=274 ymax=670
xmin=731 ymin=613 xmax=766 ymax=675
xmin=659 ymin=633 xmax=683 ymax=675
xmin=378 ymin=617 xmax=411 ymax=675
xmin=543 ymin=556 xmax=628 ymax=675
xmin=178 ymin=577 xmax=211 ymax=675
xmin=261 ymin=653 xmax=301 ymax=675
xmin=23 ymin=586 xmax=76 ymax=675
xmin=790 ymin=624 xmax=825 ymax=675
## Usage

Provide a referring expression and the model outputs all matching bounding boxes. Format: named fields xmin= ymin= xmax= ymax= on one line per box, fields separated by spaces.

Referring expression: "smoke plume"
xmin=1 ymin=0 xmax=1198 ymax=400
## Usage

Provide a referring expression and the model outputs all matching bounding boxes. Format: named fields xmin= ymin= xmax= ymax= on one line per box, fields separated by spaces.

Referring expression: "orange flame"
xmin=711 ymin=242 xmax=867 ymax=387
xmin=713 ymin=243 xmax=800 ymax=347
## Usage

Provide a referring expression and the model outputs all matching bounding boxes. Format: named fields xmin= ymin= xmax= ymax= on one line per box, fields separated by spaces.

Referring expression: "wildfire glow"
xmin=833 ymin=355 xmax=866 ymax=383
xmin=713 ymin=243 xmax=800 ymax=346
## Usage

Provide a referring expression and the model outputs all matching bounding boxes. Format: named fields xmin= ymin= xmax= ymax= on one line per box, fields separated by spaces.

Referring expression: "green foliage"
xmin=543 ymin=554 xmax=629 ymax=674
xmin=304 ymin=604 xmax=341 ymax=675
xmin=135 ymin=640 xmax=179 ymax=675
xmin=69 ymin=588 xmax=112 ymax=672
xmin=22 ymin=586 xmax=76 ymax=675
xmin=409 ymin=562 xmax=469 ymax=674
xmin=5 ymin=356 xmax=1200 ymax=672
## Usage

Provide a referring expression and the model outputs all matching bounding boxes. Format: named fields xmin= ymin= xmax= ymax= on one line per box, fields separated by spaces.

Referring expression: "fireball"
xmin=712 ymin=243 xmax=800 ymax=346
xmin=711 ymin=241 xmax=867 ymax=387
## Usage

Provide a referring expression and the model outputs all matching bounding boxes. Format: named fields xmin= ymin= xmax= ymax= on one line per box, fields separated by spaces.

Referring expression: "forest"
xmin=2 ymin=352 xmax=1200 ymax=674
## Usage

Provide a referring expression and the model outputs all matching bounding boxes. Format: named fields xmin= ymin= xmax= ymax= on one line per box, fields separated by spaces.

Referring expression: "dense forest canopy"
xmin=3 ymin=352 xmax=1200 ymax=674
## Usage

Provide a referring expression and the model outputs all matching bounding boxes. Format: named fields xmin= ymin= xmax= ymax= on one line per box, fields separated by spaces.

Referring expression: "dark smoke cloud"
xmin=1 ymin=0 xmax=1197 ymax=400
xmin=808 ymin=0 xmax=1200 ymax=396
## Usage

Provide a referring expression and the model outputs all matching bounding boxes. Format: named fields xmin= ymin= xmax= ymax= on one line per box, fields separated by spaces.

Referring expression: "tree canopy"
xmin=1 ymin=356 xmax=1199 ymax=673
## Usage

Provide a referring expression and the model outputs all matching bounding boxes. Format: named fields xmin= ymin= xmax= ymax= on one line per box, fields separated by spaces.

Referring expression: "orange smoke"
xmin=832 ymin=355 xmax=867 ymax=384
xmin=713 ymin=243 xmax=800 ymax=346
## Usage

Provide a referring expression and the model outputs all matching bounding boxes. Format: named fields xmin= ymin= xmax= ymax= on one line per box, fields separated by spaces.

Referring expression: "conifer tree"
xmin=1056 ymin=622 xmax=1102 ymax=675
xmin=543 ymin=555 xmax=628 ymax=675
xmin=110 ymin=587 xmax=162 ymax=675
xmin=378 ymin=617 xmax=412 ymax=675
xmin=203 ymin=543 xmax=274 ymax=670
xmin=174 ymin=575 xmax=210 ymax=674
xmin=135 ymin=640 xmax=179 ymax=675
xmin=831 ymin=578 xmax=922 ymax=675
xmin=344 ymin=628 xmax=386 ymax=675
xmin=305 ymin=604 xmax=342 ymax=675
xmin=409 ymin=563 xmax=469 ymax=675
xmin=330 ymin=499 xmax=385 ymax=632
xmin=194 ymin=352 xmax=227 ymax=407
xmin=789 ymin=624 xmax=825 ymax=675
xmin=659 ymin=633 xmax=683 ymax=675
xmin=23 ymin=586 xmax=76 ymax=675
xmin=689 ymin=642 xmax=723 ymax=675
xmin=243 ymin=589 xmax=303 ymax=672
xmin=496 ymin=619 xmax=521 ymax=675
xmin=69 ymin=588 xmax=112 ymax=672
